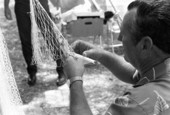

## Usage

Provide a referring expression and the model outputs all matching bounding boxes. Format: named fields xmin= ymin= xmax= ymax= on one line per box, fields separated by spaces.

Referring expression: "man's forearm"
xmin=98 ymin=50 xmax=136 ymax=84
xmin=4 ymin=0 xmax=10 ymax=8
xmin=70 ymin=81 xmax=93 ymax=115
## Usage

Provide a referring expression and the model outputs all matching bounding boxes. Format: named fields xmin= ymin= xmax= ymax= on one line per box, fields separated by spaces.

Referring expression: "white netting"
xmin=30 ymin=0 xmax=72 ymax=66
xmin=30 ymin=0 xmax=95 ymax=66
xmin=0 ymin=28 xmax=25 ymax=115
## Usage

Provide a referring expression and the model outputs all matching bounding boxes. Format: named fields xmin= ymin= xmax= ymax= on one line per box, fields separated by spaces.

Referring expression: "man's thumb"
xmin=83 ymin=49 xmax=99 ymax=60
xmin=83 ymin=49 xmax=92 ymax=57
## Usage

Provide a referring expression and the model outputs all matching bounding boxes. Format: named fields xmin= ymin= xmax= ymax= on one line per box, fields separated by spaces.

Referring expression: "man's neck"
xmin=140 ymin=51 xmax=170 ymax=78
xmin=140 ymin=58 xmax=164 ymax=77
xmin=139 ymin=46 xmax=170 ymax=76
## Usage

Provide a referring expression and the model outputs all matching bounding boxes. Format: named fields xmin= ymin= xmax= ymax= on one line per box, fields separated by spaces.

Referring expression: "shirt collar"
xmin=134 ymin=58 xmax=170 ymax=87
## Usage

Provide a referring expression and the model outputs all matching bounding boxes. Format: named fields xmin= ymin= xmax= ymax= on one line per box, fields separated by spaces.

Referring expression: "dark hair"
xmin=127 ymin=0 xmax=170 ymax=54
xmin=104 ymin=11 xmax=114 ymax=24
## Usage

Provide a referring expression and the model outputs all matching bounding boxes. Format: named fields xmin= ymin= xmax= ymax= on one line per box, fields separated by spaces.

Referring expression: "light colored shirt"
xmin=105 ymin=58 xmax=170 ymax=115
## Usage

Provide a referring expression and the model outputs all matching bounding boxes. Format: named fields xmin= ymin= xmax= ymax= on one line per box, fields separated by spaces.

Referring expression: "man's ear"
xmin=138 ymin=36 xmax=153 ymax=50
xmin=137 ymin=36 xmax=153 ymax=58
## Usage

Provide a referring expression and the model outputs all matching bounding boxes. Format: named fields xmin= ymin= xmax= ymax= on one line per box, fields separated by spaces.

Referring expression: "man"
xmin=63 ymin=0 xmax=170 ymax=114
xmin=4 ymin=0 xmax=66 ymax=86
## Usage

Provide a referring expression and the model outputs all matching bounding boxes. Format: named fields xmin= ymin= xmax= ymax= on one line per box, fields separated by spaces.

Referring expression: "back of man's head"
xmin=127 ymin=0 xmax=170 ymax=54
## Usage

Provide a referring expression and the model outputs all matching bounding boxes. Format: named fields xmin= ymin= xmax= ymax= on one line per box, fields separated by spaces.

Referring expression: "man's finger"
xmin=83 ymin=49 xmax=95 ymax=57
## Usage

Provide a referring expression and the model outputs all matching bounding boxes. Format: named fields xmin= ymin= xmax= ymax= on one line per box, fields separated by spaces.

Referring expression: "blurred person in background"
xmin=4 ymin=0 xmax=68 ymax=86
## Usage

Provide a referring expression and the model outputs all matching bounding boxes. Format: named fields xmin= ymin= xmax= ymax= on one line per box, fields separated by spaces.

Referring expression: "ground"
xmin=0 ymin=1 xmax=131 ymax=115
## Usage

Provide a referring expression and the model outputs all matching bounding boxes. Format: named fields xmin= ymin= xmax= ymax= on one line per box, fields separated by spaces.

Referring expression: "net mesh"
xmin=30 ymin=0 xmax=73 ymax=67
xmin=30 ymin=0 xmax=95 ymax=67
xmin=0 ymin=28 xmax=25 ymax=115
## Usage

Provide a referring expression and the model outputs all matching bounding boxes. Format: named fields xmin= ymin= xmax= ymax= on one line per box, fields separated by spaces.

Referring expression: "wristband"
xmin=70 ymin=76 xmax=83 ymax=88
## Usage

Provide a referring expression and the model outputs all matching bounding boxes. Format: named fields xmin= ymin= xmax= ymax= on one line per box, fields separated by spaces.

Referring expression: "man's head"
xmin=127 ymin=0 xmax=170 ymax=54
xmin=119 ymin=0 xmax=170 ymax=70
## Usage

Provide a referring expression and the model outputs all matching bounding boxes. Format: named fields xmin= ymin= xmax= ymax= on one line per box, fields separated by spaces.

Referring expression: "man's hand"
xmin=63 ymin=56 xmax=85 ymax=79
xmin=4 ymin=6 xmax=12 ymax=20
xmin=65 ymin=56 xmax=93 ymax=115
xmin=72 ymin=40 xmax=96 ymax=55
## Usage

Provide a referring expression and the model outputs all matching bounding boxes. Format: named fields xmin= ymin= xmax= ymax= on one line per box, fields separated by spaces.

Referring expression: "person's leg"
xmin=15 ymin=3 xmax=37 ymax=86
xmin=39 ymin=0 xmax=67 ymax=86
xmin=56 ymin=58 xmax=67 ymax=86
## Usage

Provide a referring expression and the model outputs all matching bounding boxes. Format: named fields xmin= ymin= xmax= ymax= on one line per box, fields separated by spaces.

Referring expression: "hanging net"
xmin=30 ymin=0 xmax=70 ymax=66
xmin=30 ymin=0 xmax=95 ymax=67
xmin=0 ymin=28 xmax=25 ymax=115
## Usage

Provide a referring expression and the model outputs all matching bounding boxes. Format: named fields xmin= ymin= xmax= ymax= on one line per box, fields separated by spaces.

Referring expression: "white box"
xmin=66 ymin=12 xmax=104 ymax=37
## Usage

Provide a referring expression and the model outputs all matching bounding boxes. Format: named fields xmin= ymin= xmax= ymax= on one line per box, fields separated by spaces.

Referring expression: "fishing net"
xmin=0 ymin=28 xmax=25 ymax=115
xmin=30 ymin=0 xmax=94 ymax=67
xmin=30 ymin=0 xmax=69 ymax=66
